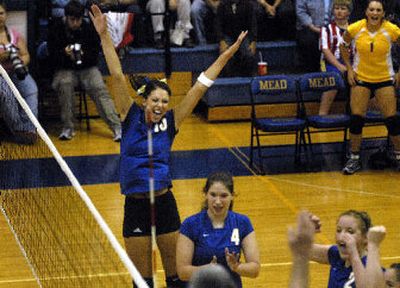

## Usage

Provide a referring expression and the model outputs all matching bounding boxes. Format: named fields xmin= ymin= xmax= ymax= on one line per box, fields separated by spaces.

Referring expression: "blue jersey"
xmin=327 ymin=245 xmax=367 ymax=288
xmin=120 ymin=103 xmax=177 ymax=194
xmin=180 ymin=210 xmax=254 ymax=288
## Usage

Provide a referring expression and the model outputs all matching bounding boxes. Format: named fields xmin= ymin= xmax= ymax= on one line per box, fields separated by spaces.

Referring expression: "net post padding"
xmin=0 ymin=65 xmax=148 ymax=288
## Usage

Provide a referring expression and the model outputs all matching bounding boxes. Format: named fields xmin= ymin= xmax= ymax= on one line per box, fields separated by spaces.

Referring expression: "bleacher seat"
xmin=298 ymin=72 xmax=350 ymax=163
xmin=98 ymin=41 xmax=298 ymax=74
xmin=249 ymin=75 xmax=308 ymax=174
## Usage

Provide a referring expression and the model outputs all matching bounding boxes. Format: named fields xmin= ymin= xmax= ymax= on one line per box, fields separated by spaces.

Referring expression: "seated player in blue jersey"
xmin=176 ymin=172 xmax=260 ymax=288
xmin=308 ymin=210 xmax=371 ymax=287
xmin=89 ymin=5 xmax=248 ymax=288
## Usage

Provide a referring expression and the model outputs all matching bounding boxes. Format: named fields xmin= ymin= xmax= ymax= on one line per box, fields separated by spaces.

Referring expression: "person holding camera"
xmin=0 ymin=1 xmax=38 ymax=144
xmin=48 ymin=0 xmax=121 ymax=141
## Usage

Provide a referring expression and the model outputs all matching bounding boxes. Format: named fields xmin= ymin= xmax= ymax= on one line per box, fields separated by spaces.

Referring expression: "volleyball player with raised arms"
xmin=340 ymin=0 xmax=400 ymax=174
xmin=89 ymin=5 xmax=247 ymax=287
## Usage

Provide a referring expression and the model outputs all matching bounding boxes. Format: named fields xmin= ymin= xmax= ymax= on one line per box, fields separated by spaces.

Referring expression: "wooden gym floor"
xmin=1 ymin=73 xmax=400 ymax=287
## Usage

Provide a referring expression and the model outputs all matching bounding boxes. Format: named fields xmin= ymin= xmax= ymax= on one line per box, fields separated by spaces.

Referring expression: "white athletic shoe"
xmin=59 ymin=128 xmax=75 ymax=141
xmin=113 ymin=128 xmax=122 ymax=142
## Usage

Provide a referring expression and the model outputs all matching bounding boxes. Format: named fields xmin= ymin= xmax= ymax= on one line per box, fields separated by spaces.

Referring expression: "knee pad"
xmin=385 ymin=115 xmax=400 ymax=136
xmin=349 ymin=114 xmax=365 ymax=134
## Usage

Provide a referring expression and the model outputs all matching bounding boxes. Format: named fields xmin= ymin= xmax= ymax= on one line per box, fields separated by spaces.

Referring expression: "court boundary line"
xmin=208 ymin=126 xmax=333 ymax=244
xmin=2 ymin=256 xmax=400 ymax=285
xmin=0 ymin=206 xmax=43 ymax=287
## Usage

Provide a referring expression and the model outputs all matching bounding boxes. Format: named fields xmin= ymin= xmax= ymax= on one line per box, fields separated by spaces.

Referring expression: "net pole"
xmin=0 ymin=65 xmax=148 ymax=288
xmin=146 ymin=111 xmax=158 ymax=288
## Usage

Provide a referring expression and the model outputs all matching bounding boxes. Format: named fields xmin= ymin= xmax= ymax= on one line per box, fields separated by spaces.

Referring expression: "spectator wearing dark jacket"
xmin=48 ymin=0 xmax=121 ymax=141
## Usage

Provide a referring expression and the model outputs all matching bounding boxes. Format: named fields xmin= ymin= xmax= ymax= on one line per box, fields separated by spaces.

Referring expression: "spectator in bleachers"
xmin=191 ymin=0 xmax=220 ymax=46
xmin=256 ymin=0 xmax=296 ymax=41
xmin=295 ymin=0 xmax=332 ymax=72
xmin=48 ymin=0 xmax=121 ymax=141
xmin=340 ymin=0 xmax=400 ymax=174
xmin=176 ymin=172 xmax=260 ymax=287
xmin=51 ymin=0 xmax=87 ymax=18
xmin=287 ymin=211 xmax=316 ymax=288
xmin=349 ymin=0 xmax=367 ymax=22
xmin=146 ymin=0 xmax=195 ymax=48
xmin=216 ymin=0 xmax=258 ymax=77
xmin=0 ymin=1 xmax=38 ymax=144
xmin=318 ymin=0 xmax=351 ymax=115
xmin=308 ymin=210 xmax=371 ymax=287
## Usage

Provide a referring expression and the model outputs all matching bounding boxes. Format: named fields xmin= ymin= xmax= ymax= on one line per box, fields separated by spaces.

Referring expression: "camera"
xmin=5 ymin=44 xmax=27 ymax=80
xmin=69 ymin=43 xmax=83 ymax=65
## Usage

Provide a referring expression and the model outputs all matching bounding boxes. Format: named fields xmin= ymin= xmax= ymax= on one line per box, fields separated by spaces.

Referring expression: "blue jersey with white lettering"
xmin=180 ymin=210 xmax=254 ymax=288
xmin=327 ymin=245 xmax=367 ymax=288
xmin=120 ymin=103 xmax=177 ymax=194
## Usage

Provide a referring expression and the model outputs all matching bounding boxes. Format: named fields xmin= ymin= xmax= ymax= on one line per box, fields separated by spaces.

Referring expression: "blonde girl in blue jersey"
xmin=347 ymin=226 xmax=400 ymax=288
xmin=340 ymin=0 xmax=400 ymax=174
xmin=89 ymin=5 xmax=247 ymax=288
xmin=309 ymin=210 xmax=371 ymax=288
xmin=176 ymin=172 xmax=260 ymax=288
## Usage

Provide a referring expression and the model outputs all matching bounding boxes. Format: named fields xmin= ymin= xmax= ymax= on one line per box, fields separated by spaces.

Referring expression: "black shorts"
xmin=355 ymin=79 xmax=394 ymax=97
xmin=123 ymin=190 xmax=181 ymax=237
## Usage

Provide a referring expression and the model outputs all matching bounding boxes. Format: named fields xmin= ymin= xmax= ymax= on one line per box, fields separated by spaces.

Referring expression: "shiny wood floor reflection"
xmin=1 ymin=115 xmax=400 ymax=288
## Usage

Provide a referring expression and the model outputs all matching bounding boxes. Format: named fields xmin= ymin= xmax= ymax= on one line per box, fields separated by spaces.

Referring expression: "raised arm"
xmin=343 ymin=233 xmax=367 ymax=288
xmin=365 ymin=226 xmax=386 ymax=288
xmin=173 ymin=31 xmax=247 ymax=128
xmin=89 ymin=4 xmax=133 ymax=121
xmin=288 ymin=211 xmax=316 ymax=288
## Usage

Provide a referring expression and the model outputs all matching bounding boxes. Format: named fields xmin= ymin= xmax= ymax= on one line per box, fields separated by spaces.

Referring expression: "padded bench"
xmin=201 ymin=75 xmax=348 ymax=122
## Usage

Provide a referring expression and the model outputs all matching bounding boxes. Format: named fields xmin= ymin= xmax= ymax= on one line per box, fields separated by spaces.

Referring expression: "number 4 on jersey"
xmin=231 ymin=228 xmax=240 ymax=245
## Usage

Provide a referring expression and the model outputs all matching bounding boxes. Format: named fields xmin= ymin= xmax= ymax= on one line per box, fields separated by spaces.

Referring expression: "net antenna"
xmin=0 ymin=65 xmax=148 ymax=288
xmin=146 ymin=110 xmax=158 ymax=288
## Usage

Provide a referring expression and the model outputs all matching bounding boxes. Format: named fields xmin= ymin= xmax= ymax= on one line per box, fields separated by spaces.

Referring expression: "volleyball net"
xmin=0 ymin=66 xmax=147 ymax=288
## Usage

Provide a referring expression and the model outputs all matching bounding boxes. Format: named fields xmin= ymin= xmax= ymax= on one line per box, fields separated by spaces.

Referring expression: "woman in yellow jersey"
xmin=340 ymin=0 xmax=400 ymax=174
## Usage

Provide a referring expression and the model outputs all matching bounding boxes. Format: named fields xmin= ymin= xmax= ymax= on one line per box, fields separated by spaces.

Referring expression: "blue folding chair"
xmin=249 ymin=75 xmax=308 ymax=174
xmin=298 ymin=72 xmax=350 ymax=163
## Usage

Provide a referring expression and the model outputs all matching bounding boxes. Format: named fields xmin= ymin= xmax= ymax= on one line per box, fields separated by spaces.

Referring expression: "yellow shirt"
xmin=348 ymin=19 xmax=400 ymax=83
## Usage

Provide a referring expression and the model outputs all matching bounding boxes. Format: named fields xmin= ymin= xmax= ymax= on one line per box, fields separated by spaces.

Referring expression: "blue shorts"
xmin=123 ymin=190 xmax=181 ymax=237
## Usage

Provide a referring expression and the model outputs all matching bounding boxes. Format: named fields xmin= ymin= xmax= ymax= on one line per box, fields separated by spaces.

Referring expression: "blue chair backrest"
xmin=298 ymin=72 xmax=345 ymax=92
xmin=250 ymin=75 xmax=297 ymax=95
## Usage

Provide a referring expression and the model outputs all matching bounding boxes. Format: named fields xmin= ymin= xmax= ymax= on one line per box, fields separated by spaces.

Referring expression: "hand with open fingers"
xmin=224 ymin=31 xmax=248 ymax=58
xmin=89 ymin=4 xmax=108 ymax=36
xmin=368 ymin=226 xmax=386 ymax=246
xmin=225 ymin=247 xmax=240 ymax=272
xmin=288 ymin=210 xmax=315 ymax=256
